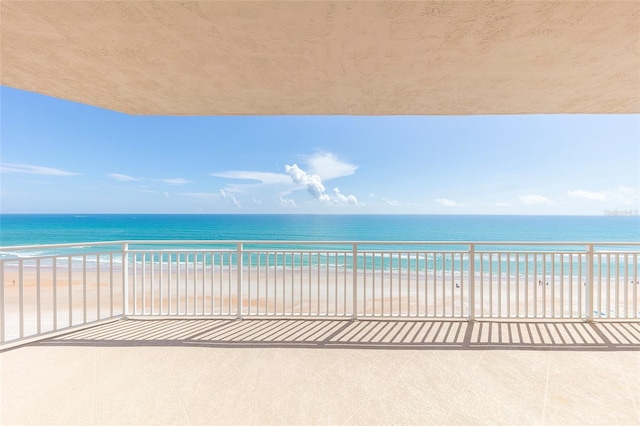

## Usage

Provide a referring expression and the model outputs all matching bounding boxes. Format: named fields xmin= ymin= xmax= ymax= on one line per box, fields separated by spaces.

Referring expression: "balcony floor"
xmin=2 ymin=318 xmax=640 ymax=425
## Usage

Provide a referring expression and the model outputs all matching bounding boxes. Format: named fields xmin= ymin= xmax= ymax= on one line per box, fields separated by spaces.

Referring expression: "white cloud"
xmin=285 ymin=164 xmax=329 ymax=201
xmin=1 ymin=163 xmax=80 ymax=176
xmin=567 ymin=189 xmax=607 ymax=201
xmin=333 ymin=188 xmax=361 ymax=206
xmin=436 ymin=198 xmax=467 ymax=207
xmin=567 ymin=187 xmax=639 ymax=205
xmin=305 ymin=152 xmax=357 ymax=180
xmin=219 ymin=189 xmax=241 ymax=208
xmin=285 ymin=163 xmax=361 ymax=206
xmin=518 ymin=195 xmax=552 ymax=205
xmin=107 ymin=173 xmax=140 ymax=181
xmin=210 ymin=171 xmax=291 ymax=185
xmin=614 ymin=186 xmax=640 ymax=204
xmin=280 ymin=197 xmax=296 ymax=207
xmin=164 ymin=192 xmax=170 ymax=198
xmin=495 ymin=202 xmax=510 ymax=207
xmin=156 ymin=178 xmax=189 ymax=186
xmin=383 ymin=198 xmax=399 ymax=206
xmin=109 ymin=174 xmax=188 ymax=185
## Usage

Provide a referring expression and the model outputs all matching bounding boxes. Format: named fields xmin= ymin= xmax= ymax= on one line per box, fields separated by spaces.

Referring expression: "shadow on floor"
xmin=28 ymin=318 xmax=640 ymax=351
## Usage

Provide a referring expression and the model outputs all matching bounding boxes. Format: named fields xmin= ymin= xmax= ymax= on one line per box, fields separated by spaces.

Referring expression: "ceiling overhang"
xmin=1 ymin=1 xmax=639 ymax=115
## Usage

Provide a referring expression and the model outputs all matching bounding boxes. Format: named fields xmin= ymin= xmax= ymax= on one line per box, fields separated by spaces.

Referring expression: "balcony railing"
xmin=1 ymin=241 xmax=639 ymax=347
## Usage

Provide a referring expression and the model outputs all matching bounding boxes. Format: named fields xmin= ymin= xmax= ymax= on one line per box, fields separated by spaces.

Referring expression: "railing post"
xmin=586 ymin=244 xmax=594 ymax=322
xmin=237 ymin=243 xmax=243 ymax=320
xmin=469 ymin=244 xmax=475 ymax=321
xmin=122 ymin=242 xmax=129 ymax=318
xmin=352 ymin=243 xmax=358 ymax=320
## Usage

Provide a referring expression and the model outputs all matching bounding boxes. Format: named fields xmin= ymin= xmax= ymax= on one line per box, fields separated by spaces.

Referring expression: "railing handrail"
xmin=3 ymin=240 xmax=639 ymax=252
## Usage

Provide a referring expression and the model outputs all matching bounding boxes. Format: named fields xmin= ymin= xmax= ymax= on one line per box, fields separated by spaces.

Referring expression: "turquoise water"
xmin=1 ymin=214 xmax=638 ymax=247
xmin=1 ymin=215 xmax=638 ymax=275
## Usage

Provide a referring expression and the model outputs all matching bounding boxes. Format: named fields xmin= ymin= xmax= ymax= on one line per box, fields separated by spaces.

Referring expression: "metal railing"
xmin=1 ymin=240 xmax=639 ymax=346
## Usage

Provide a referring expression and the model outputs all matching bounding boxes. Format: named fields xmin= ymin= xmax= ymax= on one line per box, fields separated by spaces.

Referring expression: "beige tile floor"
xmin=2 ymin=319 xmax=639 ymax=425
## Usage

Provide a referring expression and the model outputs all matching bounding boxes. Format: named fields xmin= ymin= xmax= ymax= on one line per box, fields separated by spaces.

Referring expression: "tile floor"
xmin=2 ymin=319 xmax=639 ymax=425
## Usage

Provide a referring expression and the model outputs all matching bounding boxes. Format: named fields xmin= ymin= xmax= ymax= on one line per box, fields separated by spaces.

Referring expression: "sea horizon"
xmin=1 ymin=214 xmax=639 ymax=249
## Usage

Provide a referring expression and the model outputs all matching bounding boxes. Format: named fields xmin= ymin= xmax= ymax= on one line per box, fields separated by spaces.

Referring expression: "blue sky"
xmin=1 ymin=86 xmax=639 ymax=215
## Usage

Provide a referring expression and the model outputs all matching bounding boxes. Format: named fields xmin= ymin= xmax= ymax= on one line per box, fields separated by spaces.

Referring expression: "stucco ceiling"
xmin=1 ymin=1 xmax=639 ymax=115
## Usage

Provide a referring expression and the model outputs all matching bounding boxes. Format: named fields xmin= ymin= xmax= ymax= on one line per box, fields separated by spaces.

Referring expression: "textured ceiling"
xmin=1 ymin=1 xmax=639 ymax=115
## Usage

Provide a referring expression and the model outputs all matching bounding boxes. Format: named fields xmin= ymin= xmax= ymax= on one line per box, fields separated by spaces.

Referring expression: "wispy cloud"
xmin=280 ymin=197 xmax=296 ymax=207
xmin=383 ymin=198 xmax=399 ymax=206
xmin=107 ymin=173 xmax=141 ymax=182
xmin=305 ymin=152 xmax=357 ymax=180
xmin=518 ymin=195 xmax=552 ymax=205
xmin=210 ymin=171 xmax=291 ymax=185
xmin=108 ymin=174 xmax=188 ymax=185
xmin=567 ymin=189 xmax=607 ymax=201
xmin=155 ymin=178 xmax=190 ymax=186
xmin=568 ymin=187 xmax=639 ymax=204
xmin=219 ymin=189 xmax=241 ymax=208
xmin=436 ymin=198 xmax=468 ymax=207
xmin=1 ymin=163 xmax=80 ymax=176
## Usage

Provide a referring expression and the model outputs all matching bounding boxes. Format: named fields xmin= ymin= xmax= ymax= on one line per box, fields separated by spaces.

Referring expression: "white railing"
xmin=1 ymin=241 xmax=639 ymax=346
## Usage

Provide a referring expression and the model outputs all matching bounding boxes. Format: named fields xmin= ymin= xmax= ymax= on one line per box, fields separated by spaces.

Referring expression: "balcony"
xmin=2 ymin=241 xmax=639 ymax=424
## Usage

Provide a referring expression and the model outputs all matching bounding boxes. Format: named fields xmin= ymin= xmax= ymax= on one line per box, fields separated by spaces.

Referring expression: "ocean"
xmin=1 ymin=214 xmax=638 ymax=247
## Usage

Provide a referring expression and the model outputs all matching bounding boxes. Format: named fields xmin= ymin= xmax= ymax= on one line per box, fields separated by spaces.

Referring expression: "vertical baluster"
xmin=372 ymin=253 xmax=377 ymax=316
xmin=515 ymin=253 xmax=520 ymax=318
xmin=82 ymin=254 xmax=87 ymax=323
xmin=96 ymin=254 xmax=101 ymax=320
xmin=433 ymin=253 xmax=437 ymax=316
xmin=168 ymin=252 xmax=173 ymax=315
xmin=36 ymin=259 xmax=41 ymax=334
xmin=53 ymin=257 xmax=58 ymax=328
xmin=19 ymin=260 xmax=24 ymax=338
xmin=122 ymin=244 xmax=129 ymax=318
xmin=634 ymin=253 xmax=638 ymax=319
xmin=68 ymin=257 xmax=73 ymax=326
xmin=551 ymin=253 xmax=555 ymax=318
xmin=579 ymin=253 xmax=584 ymax=319
xmin=237 ymin=244 xmax=243 ymax=319
xmin=0 ymin=262 xmax=4 ymax=343
xmin=506 ymin=253 xmax=510 ymax=318
xmin=624 ymin=253 xmax=629 ymax=318
xmin=615 ymin=254 xmax=620 ymax=318
xmin=441 ymin=253 xmax=445 ymax=317
xmin=334 ymin=253 xmax=338 ymax=316
xmin=489 ymin=253 xmax=493 ymax=318
xmin=469 ymin=245 xmax=475 ymax=321
xmin=543 ymin=253 xmax=548 ymax=318
xmin=293 ymin=252 xmax=297 ymax=315
xmin=557 ymin=252 xmax=562 ymax=318
xmin=191 ymin=252 xmax=196 ymax=315
xmin=149 ymin=251 xmax=154 ymax=315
